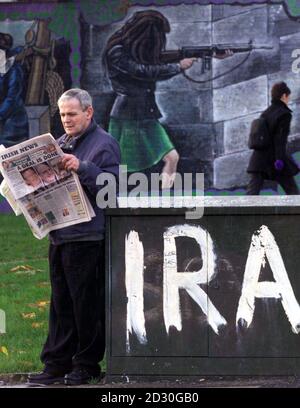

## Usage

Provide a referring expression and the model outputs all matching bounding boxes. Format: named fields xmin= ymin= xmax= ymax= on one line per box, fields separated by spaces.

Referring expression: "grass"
xmin=0 ymin=214 xmax=49 ymax=373
xmin=0 ymin=213 xmax=107 ymax=375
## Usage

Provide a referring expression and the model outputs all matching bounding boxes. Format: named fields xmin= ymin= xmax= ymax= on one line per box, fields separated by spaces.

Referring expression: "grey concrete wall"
xmin=214 ymin=150 xmax=251 ymax=189
xmin=213 ymin=76 xmax=268 ymax=122
xmin=212 ymin=3 xmax=300 ymax=190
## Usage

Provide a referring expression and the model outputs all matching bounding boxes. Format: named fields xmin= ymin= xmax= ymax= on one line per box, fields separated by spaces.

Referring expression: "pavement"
xmin=0 ymin=374 xmax=297 ymax=406
xmin=0 ymin=373 xmax=300 ymax=388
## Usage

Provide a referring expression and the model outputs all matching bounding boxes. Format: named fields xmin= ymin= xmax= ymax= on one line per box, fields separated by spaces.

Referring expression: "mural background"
xmin=1 ymin=0 xmax=300 ymax=193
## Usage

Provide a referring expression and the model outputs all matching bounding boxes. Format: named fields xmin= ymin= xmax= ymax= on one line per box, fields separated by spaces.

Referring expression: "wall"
xmin=80 ymin=1 xmax=300 ymax=190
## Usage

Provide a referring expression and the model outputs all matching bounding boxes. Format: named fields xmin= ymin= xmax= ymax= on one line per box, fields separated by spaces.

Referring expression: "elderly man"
xmin=28 ymin=88 xmax=121 ymax=385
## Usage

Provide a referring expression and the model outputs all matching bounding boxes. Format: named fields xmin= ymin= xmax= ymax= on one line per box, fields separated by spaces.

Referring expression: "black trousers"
xmin=41 ymin=241 xmax=105 ymax=375
xmin=247 ymin=172 xmax=299 ymax=195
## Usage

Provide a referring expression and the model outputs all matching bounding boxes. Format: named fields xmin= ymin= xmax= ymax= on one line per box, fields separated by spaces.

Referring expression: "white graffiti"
xmin=163 ymin=225 xmax=227 ymax=335
xmin=125 ymin=224 xmax=300 ymax=350
xmin=236 ymin=225 xmax=300 ymax=333
xmin=0 ymin=309 xmax=5 ymax=334
xmin=125 ymin=231 xmax=147 ymax=351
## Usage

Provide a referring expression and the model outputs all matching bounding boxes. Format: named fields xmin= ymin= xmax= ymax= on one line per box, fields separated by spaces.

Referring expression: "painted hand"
xmin=274 ymin=159 xmax=284 ymax=171
xmin=179 ymin=57 xmax=197 ymax=70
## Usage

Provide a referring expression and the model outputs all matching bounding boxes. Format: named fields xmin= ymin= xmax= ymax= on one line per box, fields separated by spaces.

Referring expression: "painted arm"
xmin=107 ymin=45 xmax=181 ymax=81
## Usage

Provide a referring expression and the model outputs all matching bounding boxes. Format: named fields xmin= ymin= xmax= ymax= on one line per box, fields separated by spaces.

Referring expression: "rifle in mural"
xmin=160 ymin=41 xmax=273 ymax=77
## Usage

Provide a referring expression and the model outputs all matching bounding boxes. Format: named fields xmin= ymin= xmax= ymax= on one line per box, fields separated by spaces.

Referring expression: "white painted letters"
xmin=125 ymin=231 xmax=147 ymax=351
xmin=163 ymin=224 xmax=227 ymax=335
xmin=125 ymin=224 xmax=300 ymax=351
xmin=236 ymin=225 xmax=300 ymax=333
xmin=0 ymin=309 xmax=5 ymax=334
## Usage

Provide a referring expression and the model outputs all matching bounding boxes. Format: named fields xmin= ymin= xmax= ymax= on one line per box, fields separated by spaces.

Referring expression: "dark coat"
xmin=247 ymin=99 xmax=299 ymax=178
xmin=106 ymin=45 xmax=181 ymax=120
xmin=49 ymin=119 xmax=121 ymax=245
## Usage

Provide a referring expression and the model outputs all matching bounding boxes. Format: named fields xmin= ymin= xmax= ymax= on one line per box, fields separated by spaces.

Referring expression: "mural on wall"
xmin=103 ymin=10 xmax=234 ymax=189
xmin=0 ymin=1 xmax=75 ymax=148
xmin=79 ymin=0 xmax=300 ymax=193
xmin=2 ymin=0 xmax=300 ymax=194
xmin=0 ymin=31 xmax=29 ymax=148
xmin=0 ymin=18 xmax=72 ymax=142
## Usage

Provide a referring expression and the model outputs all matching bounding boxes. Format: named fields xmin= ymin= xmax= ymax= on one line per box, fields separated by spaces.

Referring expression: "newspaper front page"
xmin=0 ymin=134 xmax=95 ymax=239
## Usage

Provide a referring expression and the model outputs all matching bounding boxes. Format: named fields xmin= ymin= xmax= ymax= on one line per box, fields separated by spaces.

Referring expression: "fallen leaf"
xmin=21 ymin=312 xmax=36 ymax=319
xmin=28 ymin=300 xmax=50 ymax=309
xmin=31 ymin=322 xmax=44 ymax=329
xmin=11 ymin=265 xmax=43 ymax=275
xmin=36 ymin=301 xmax=50 ymax=307
xmin=10 ymin=265 xmax=33 ymax=272
xmin=0 ymin=346 xmax=8 ymax=356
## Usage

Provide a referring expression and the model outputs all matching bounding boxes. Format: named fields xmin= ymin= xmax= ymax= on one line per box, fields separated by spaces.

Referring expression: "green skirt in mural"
xmin=108 ymin=118 xmax=174 ymax=172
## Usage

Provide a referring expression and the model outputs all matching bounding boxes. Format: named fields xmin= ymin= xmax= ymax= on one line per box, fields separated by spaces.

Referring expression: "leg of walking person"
xmin=246 ymin=173 xmax=265 ymax=195
xmin=276 ymin=174 xmax=299 ymax=195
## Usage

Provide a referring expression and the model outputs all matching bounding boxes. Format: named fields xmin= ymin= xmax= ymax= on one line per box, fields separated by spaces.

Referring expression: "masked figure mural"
xmin=104 ymin=10 xmax=233 ymax=188
xmin=105 ymin=10 xmax=182 ymax=189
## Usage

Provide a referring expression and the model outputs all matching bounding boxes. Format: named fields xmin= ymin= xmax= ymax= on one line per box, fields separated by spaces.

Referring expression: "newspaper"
xmin=0 ymin=134 xmax=95 ymax=239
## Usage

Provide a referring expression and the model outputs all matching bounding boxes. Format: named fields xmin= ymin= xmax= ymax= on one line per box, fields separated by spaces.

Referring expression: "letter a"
xmin=236 ymin=225 xmax=300 ymax=333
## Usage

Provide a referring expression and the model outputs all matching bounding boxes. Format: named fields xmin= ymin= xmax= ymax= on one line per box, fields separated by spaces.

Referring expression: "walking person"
xmin=247 ymin=81 xmax=299 ymax=195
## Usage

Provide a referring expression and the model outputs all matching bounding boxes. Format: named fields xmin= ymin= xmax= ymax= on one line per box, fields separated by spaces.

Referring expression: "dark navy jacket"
xmin=49 ymin=119 xmax=121 ymax=245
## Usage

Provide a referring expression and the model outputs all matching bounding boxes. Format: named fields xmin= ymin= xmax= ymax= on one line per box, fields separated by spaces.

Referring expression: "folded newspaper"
xmin=0 ymin=134 xmax=95 ymax=239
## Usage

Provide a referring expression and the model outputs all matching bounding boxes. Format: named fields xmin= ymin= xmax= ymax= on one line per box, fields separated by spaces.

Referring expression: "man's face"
xmin=22 ymin=169 xmax=41 ymax=187
xmin=58 ymin=98 xmax=93 ymax=138
xmin=36 ymin=164 xmax=56 ymax=184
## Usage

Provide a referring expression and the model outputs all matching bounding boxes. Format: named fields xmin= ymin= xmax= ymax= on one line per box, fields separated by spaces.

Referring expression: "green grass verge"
xmin=0 ymin=214 xmax=49 ymax=373
xmin=0 ymin=214 xmax=106 ymax=375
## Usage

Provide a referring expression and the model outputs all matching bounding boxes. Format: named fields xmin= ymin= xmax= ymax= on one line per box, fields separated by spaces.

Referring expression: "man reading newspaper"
xmin=0 ymin=133 xmax=96 ymax=239
xmin=28 ymin=89 xmax=120 ymax=385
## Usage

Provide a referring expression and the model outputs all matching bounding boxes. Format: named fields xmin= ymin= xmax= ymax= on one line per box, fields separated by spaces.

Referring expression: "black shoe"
xmin=64 ymin=368 xmax=100 ymax=385
xmin=28 ymin=370 xmax=67 ymax=385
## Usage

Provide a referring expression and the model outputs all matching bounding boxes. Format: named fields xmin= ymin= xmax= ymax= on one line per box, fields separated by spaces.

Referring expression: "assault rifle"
xmin=160 ymin=41 xmax=273 ymax=73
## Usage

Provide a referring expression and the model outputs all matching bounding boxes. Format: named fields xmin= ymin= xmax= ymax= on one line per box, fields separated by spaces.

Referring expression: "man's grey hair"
xmin=58 ymin=88 xmax=93 ymax=111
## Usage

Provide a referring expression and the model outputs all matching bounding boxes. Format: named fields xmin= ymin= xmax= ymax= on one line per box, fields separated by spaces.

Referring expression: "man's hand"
xmin=61 ymin=154 xmax=80 ymax=172
xmin=179 ymin=57 xmax=197 ymax=70
xmin=213 ymin=49 xmax=234 ymax=59
xmin=274 ymin=159 xmax=284 ymax=171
